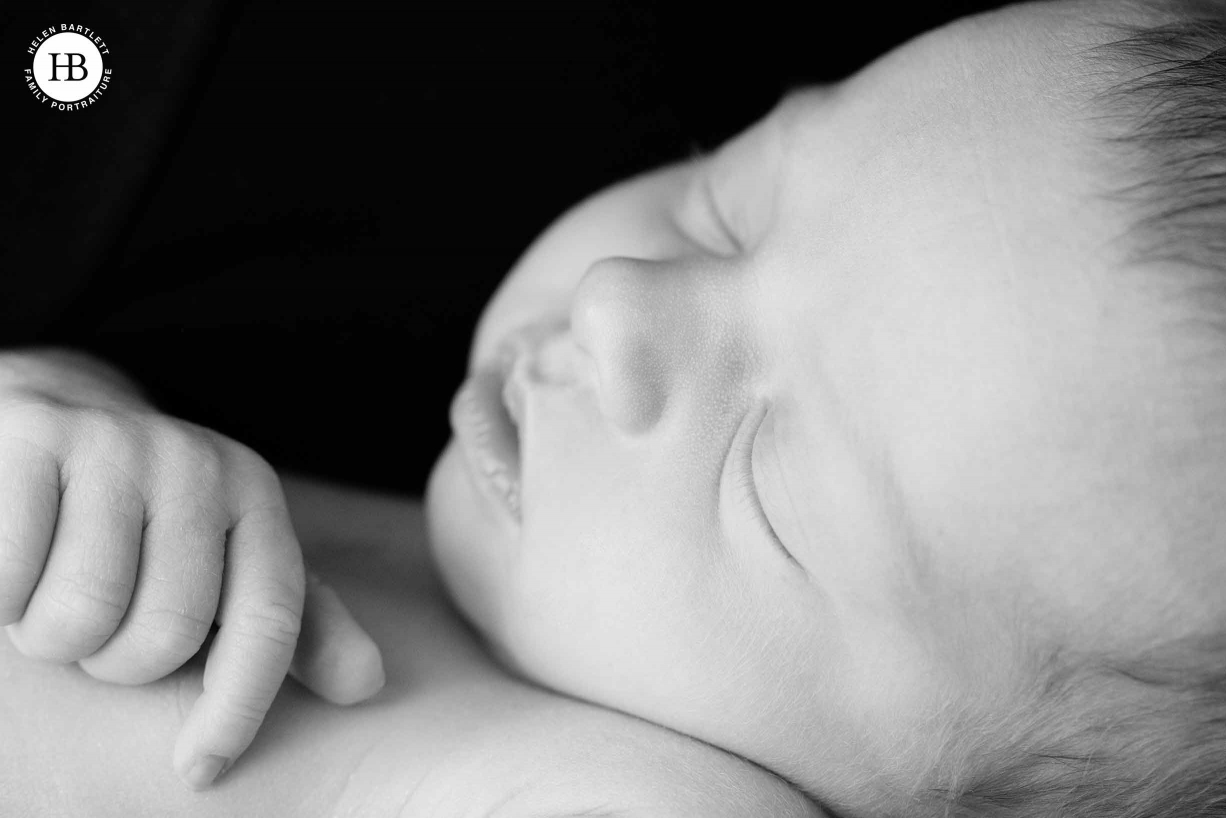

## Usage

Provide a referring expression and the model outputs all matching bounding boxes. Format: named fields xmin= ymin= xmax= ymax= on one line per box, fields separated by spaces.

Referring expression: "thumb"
xmin=289 ymin=567 xmax=385 ymax=705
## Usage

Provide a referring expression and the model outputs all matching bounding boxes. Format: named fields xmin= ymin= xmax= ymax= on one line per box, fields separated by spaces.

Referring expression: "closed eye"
xmin=671 ymin=162 xmax=741 ymax=258
xmin=733 ymin=405 xmax=799 ymax=566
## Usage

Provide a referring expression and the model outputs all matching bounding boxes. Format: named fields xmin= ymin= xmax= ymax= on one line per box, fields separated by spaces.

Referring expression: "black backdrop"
xmin=3 ymin=0 xmax=1008 ymax=495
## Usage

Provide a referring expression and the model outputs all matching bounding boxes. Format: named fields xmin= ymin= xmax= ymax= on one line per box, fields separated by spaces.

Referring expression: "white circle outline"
xmin=33 ymin=31 xmax=104 ymax=102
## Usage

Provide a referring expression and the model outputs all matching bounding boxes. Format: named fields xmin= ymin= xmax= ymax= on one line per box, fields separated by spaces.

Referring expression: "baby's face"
xmin=427 ymin=0 xmax=1226 ymax=809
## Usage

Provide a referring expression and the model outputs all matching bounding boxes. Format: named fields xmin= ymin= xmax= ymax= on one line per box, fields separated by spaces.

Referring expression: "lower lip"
xmin=448 ymin=367 xmax=522 ymax=525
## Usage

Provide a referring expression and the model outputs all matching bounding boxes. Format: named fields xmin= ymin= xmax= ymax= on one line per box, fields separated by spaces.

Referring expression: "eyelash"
xmin=733 ymin=411 xmax=792 ymax=561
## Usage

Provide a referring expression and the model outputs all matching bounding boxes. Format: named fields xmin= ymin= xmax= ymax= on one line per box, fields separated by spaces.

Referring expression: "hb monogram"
xmin=47 ymin=53 xmax=88 ymax=81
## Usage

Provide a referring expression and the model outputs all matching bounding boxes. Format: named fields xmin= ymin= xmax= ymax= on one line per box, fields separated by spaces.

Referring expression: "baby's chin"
xmin=423 ymin=440 xmax=515 ymax=641
xmin=424 ymin=442 xmax=562 ymax=685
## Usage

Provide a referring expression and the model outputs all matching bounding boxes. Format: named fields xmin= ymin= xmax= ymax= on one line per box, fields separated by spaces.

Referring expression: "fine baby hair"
xmin=916 ymin=2 xmax=1226 ymax=815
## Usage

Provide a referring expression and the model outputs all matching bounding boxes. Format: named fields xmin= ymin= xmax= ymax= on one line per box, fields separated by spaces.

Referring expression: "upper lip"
xmin=487 ymin=318 xmax=571 ymax=429
xmin=490 ymin=335 xmax=529 ymax=431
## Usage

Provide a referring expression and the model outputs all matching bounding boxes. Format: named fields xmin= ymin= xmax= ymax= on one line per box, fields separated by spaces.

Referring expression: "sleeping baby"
xmin=3 ymin=0 xmax=1225 ymax=815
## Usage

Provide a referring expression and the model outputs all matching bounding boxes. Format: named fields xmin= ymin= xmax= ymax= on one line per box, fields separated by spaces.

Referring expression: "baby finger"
xmin=77 ymin=496 xmax=226 ymax=685
xmin=0 ymin=436 xmax=60 ymax=625
xmin=5 ymin=463 xmax=142 ymax=662
xmin=173 ymin=468 xmax=305 ymax=789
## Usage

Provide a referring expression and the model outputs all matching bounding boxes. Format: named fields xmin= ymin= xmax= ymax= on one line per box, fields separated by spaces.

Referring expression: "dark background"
xmin=3 ymin=0 xmax=1009 ymax=495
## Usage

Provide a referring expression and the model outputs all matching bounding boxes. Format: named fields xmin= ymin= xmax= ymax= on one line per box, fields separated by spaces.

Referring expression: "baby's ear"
xmin=288 ymin=568 xmax=385 ymax=705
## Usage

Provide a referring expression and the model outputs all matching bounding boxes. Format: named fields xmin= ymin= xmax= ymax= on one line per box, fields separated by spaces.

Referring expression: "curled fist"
xmin=0 ymin=350 xmax=384 ymax=789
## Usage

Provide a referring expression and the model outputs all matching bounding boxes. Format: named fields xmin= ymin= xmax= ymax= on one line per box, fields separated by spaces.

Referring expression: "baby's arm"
xmin=0 ymin=348 xmax=384 ymax=788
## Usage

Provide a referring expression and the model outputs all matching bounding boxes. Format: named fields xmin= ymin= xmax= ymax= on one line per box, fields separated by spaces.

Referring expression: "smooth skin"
xmin=0 ymin=350 xmax=385 ymax=788
xmin=0 ymin=475 xmax=824 ymax=818
xmin=427 ymin=2 xmax=1226 ymax=814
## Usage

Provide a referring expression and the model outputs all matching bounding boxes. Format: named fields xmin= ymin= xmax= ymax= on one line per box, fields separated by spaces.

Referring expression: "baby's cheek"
xmin=423 ymin=443 xmax=514 ymax=638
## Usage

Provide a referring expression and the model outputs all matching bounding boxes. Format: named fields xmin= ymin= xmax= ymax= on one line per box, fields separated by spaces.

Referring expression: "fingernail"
xmin=184 ymin=754 xmax=230 ymax=790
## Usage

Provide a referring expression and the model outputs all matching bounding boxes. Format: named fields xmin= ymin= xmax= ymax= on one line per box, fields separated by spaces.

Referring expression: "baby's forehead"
xmin=715 ymin=1 xmax=1226 ymax=647
xmin=723 ymin=10 xmax=1130 ymax=315
xmin=771 ymin=4 xmax=1112 ymax=166
xmin=760 ymin=2 xmax=1156 ymax=180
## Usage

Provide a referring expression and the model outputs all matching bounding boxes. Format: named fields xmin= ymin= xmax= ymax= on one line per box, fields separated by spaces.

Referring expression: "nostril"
xmin=533 ymin=330 xmax=589 ymax=388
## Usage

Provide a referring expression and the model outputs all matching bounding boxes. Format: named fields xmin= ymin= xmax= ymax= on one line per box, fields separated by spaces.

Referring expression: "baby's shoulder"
xmin=407 ymin=688 xmax=825 ymax=818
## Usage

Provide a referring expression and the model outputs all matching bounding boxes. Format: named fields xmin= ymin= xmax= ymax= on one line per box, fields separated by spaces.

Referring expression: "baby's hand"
xmin=0 ymin=351 xmax=385 ymax=789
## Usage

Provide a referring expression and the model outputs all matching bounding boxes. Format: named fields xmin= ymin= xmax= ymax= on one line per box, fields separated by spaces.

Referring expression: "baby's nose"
xmin=569 ymin=256 xmax=681 ymax=434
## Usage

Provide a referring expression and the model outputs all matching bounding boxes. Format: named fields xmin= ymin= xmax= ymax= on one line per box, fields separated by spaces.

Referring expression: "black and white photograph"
xmin=4 ymin=1 xmax=1226 ymax=815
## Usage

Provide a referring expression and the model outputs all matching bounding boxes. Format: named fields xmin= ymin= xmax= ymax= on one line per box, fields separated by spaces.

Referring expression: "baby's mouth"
xmin=448 ymin=318 xmax=578 ymax=525
xmin=448 ymin=360 xmax=523 ymax=523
